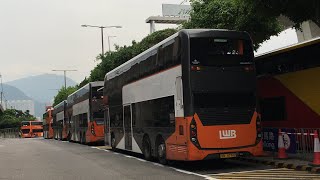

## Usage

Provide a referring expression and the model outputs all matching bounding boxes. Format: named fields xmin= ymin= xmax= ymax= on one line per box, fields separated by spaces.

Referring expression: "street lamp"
xmin=0 ymin=73 xmax=3 ymax=105
xmin=81 ymin=24 xmax=122 ymax=55
xmin=52 ymin=69 xmax=77 ymax=89
xmin=107 ymin=35 xmax=116 ymax=52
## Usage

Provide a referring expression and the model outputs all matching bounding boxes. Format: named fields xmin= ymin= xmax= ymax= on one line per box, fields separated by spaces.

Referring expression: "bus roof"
xmin=67 ymin=81 xmax=103 ymax=99
xmin=105 ymin=29 xmax=248 ymax=81
xmin=255 ymin=37 xmax=320 ymax=59
xmin=53 ymin=100 xmax=66 ymax=109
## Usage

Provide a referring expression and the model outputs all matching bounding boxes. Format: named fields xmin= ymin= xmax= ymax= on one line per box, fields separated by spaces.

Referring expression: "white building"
xmin=7 ymin=100 xmax=35 ymax=116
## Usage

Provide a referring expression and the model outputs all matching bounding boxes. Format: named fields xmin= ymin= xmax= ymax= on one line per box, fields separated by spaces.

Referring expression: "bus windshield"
xmin=190 ymin=37 xmax=253 ymax=66
xmin=21 ymin=122 xmax=30 ymax=126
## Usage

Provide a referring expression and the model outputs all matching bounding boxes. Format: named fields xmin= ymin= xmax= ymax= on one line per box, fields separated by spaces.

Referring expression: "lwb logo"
xmin=219 ymin=130 xmax=237 ymax=139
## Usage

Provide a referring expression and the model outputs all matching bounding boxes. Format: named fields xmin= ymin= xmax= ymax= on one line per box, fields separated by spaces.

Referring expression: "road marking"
xmin=103 ymin=149 xmax=110 ymax=152
xmin=209 ymin=168 xmax=320 ymax=180
xmin=206 ymin=168 xmax=284 ymax=176
xmin=152 ymin=163 xmax=164 ymax=167
xmin=170 ymin=167 xmax=218 ymax=180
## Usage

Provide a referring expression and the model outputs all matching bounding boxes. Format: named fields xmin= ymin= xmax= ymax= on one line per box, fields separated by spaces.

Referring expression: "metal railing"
xmin=0 ymin=128 xmax=20 ymax=138
xmin=262 ymin=128 xmax=320 ymax=161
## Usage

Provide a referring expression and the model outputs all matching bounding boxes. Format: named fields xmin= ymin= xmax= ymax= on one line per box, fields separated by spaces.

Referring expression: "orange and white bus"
xmin=104 ymin=29 xmax=263 ymax=164
xmin=20 ymin=121 xmax=43 ymax=138
xmin=43 ymin=107 xmax=54 ymax=139
xmin=67 ymin=82 xmax=104 ymax=144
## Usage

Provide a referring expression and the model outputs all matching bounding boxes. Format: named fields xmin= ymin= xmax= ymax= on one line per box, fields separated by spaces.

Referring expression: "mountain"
xmin=1 ymin=84 xmax=32 ymax=101
xmin=6 ymin=74 xmax=77 ymax=104
xmin=5 ymin=74 xmax=77 ymax=117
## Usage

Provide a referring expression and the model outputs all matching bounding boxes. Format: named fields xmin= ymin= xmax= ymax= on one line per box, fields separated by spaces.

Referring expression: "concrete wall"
xmin=296 ymin=21 xmax=320 ymax=42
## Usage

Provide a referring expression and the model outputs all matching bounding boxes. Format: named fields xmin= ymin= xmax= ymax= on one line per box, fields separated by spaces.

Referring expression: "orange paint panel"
xmin=86 ymin=121 xmax=104 ymax=143
xmin=166 ymin=117 xmax=188 ymax=160
xmin=166 ymin=114 xmax=262 ymax=161
xmin=194 ymin=113 xmax=257 ymax=149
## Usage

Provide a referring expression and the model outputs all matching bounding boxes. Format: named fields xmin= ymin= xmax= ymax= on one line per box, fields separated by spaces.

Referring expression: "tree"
xmin=89 ymin=29 xmax=178 ymax=81
xmin=183 ymin=0 xmax=283 ymax=49
xmin=0 ymin=109 xmax=36 ymax=129
xmin=78 ymin=77 xmax=89 ymax=88
xmin=248 ymin=0 xmax=320 ymax=28
xmin=53 ymin=86 xmax=78 ymax=106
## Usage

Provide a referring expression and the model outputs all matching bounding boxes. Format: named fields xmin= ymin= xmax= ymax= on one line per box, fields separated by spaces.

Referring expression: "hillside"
xmin=6 ymin=74 xmax=77 ymax=104
xmin=2 ymin=84 xmax=31 ymax=101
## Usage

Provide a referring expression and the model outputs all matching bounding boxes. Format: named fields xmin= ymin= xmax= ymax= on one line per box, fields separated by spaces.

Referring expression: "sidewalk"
xmin=238 ymin=152 xmax=320 ymax=173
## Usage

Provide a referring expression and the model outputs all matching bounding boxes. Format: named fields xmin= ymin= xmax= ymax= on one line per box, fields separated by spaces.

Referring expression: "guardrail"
xmin=0 ymin=128 xmax=20 ymax=138
xmin=262 ymin=128 xmax=320 ymax=161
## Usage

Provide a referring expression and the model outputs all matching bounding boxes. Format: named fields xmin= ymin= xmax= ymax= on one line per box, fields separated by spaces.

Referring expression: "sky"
xmin=0 ymin=0 xmax=297 ymax=83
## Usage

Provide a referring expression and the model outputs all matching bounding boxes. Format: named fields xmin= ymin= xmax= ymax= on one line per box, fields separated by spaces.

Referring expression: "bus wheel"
xmin=67 ymin=132 xmax=71 ymax=141
xmin=83 ymin=132 xmax=87 ymax=145
xmin=143 ymin=137 xmax=152 ymax=161
xmin=157 ymin=138 xmax=167 ymax=165
xmin=111 ymin=134 xmax=116 ymax=150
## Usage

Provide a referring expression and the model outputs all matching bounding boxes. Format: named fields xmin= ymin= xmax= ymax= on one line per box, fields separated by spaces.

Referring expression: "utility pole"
xmin=81 ymin=24 xmax=122 ymax=56
xmin=52 ymin=70 xmax=77 ymax=89
xmin=0 ymin=73 xmax=3 ymax=105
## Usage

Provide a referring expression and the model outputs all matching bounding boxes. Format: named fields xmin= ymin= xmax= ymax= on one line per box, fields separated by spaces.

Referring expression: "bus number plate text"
xmin=220 ymin=153 xmax=237 ymax=159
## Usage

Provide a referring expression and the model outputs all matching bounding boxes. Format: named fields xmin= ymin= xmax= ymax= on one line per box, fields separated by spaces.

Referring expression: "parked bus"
xmin=43 ymin=106 xmax=54 ymax=139
xmin=104 ymin=29 xmax=263 ymax=164
xmin=67 ymin=82 xmax=104 ymax=144
xmin=20 ymin=121 xmax=43 ymax=138
xmin=52 ymin=101 xmax=67 ymax=140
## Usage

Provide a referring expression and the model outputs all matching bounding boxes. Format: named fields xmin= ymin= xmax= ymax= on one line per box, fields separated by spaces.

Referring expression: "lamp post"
xmin=52 ymin=69 xmax=77 ymax=89
xmin=0 ymin=73 xmax=3 ymax=105
xmin=107 ymin=35 xmax=117 ymax=52
xmin=81 ymin=24 xmax=122 ymax=55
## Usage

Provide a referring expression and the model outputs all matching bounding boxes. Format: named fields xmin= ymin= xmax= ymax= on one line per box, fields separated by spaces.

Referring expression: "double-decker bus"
xmin=67 ymin=82 xmax=104 ymax=144
xmin=20 ymin=121 xmax=43 ymax=138
xmin=43 ymin=106 xmax=54 ymax=139
xmin=52 ymin=101 xmax=67 ymax=140
xmin=104 ymin=29 xmax=263 ymax=164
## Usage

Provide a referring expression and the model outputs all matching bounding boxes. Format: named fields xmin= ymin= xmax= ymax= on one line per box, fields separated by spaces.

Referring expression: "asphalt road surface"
xmin=0 ymin=138 xmax=319 ymax=180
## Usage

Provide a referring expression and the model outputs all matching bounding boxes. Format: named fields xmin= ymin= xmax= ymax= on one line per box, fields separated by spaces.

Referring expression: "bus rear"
xmin=30 ymin=121 xmax=43 ymax=137
xmin=166 ymin=30 xmax=262 ymax=161
xmin=20 ymin=121 xmax=31 ymax=138
xmin=86 ymin=83 xmax=104 ymax=144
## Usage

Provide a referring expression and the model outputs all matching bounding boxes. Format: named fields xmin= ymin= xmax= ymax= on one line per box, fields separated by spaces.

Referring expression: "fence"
xmin=262 ymin=128 xmax=320 ymax=161
xmin=0 ymin=128 xmax=20 ymax=138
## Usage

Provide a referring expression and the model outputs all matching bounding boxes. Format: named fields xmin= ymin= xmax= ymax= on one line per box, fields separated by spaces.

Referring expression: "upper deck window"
xmin=190 ymin=37 xmax=253 ymax=66
xmin=21 ymin=122 xmax=30 ymax=126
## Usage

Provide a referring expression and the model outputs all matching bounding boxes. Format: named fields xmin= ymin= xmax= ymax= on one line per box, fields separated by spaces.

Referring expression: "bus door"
xmin=104 ymin=107 xmax=111 ymax=146
xmin=123 ymin=105 xmax=132 ymax=150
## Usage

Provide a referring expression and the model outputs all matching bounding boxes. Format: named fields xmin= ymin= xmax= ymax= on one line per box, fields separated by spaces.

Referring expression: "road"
xmin=0 ymin=138 xmax=319 ymax=180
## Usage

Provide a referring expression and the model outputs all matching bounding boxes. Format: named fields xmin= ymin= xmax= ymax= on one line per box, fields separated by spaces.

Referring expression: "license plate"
xmin=220 ymin=153 xmax=237 ymax=159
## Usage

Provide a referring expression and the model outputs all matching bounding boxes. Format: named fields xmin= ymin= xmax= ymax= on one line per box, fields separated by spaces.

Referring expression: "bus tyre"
xmin=143 ymin=137 xmax=152 ymax=161
xmin=83 ymin=132 xmax=87 ymax=145
xmin=67 ymin=132 xmax=71 ymax=142
xmin=157 ymin=138 xmax=167 ymax=165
